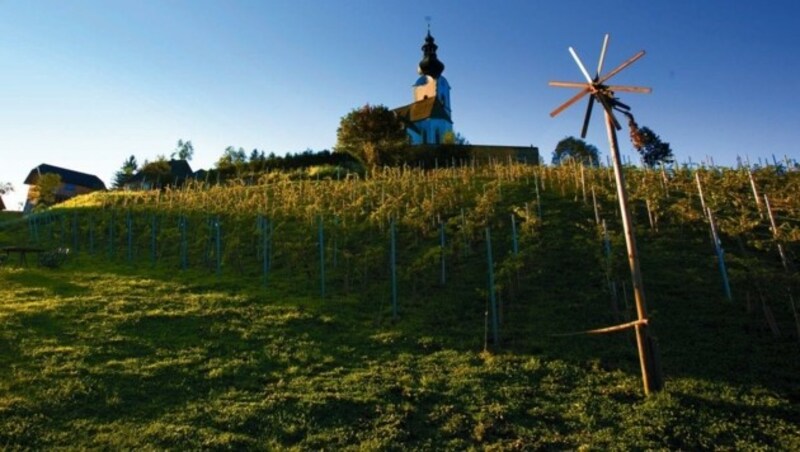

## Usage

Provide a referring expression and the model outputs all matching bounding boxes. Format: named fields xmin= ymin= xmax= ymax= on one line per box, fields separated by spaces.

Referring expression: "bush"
xmin=38 ymin=248 xmax=70 ymax=269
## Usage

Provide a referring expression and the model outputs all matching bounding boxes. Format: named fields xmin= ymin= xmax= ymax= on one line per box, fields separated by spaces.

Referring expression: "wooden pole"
xmin=764 ymin=195 xmax=790 ymax=272
xmin=695 ymin=172 xmax=708 ymax=221
xmin=747 ymin=167 xmax=764 ymax=219
xmin=603 ymin=107 xmax=663 ymax=395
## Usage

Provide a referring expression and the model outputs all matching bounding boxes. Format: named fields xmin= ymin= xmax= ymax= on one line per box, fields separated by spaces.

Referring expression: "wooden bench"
xmin=1 ymin=246 xmax=46 ymax=266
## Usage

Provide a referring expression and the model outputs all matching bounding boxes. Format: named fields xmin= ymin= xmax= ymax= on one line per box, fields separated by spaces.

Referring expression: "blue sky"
xmin=1 ymin=0 xmax=798 ymax=210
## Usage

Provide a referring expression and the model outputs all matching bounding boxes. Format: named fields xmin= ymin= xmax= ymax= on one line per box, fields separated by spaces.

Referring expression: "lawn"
xmin=2 ymin=186 xmax=799 ymax=449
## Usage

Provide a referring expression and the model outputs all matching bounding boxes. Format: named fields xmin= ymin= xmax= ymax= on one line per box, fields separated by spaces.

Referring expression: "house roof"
xmin=393 ymin=96 xmax=452 ymax=123
xmin=0 ymin=196 xmax=5 ymax=211
xmin=24 ymin=164 xmax=106 ymax=190
xmin=127 ymin=159 xmax=194 ymax=184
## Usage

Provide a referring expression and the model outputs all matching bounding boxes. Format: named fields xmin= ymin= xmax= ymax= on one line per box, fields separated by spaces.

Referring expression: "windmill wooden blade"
xmin=549 ymin=81 xmax=589 ymax=89
xmin=597 ymin=34 xmax=610 ymax=76
xmin=581 ymin=96 xmax=594 ymax=138
xmin=569 ymin=47 xmax=594 ymax=84
xmin=606 ymin=85 xmax=652 ymax=94
xmin=550 ymin=87 xmax=591 ymax=117
xmin=598 ymin=50 xmax=646 ymax=85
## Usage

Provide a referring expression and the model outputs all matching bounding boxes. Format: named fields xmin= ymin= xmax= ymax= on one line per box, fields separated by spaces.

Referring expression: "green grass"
xmin=1 ymin=167 xmax=799 ymax=449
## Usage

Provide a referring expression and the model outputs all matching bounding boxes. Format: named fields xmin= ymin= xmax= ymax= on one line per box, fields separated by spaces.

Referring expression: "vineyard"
xmin=1 ymin=162 xmax=799 ymax=448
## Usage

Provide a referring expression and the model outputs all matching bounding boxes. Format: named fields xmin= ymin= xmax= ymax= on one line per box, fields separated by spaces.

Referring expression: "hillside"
xmin=1 ymin=163 xmax=799 ymax=449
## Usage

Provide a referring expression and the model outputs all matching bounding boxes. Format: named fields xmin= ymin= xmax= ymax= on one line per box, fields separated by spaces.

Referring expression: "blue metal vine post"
xmin=485 ymin=227 xmax=499 ymax=346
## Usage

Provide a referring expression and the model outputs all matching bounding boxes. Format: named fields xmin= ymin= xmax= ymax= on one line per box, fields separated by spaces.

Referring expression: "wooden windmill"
xmin=549 ymin=34 xmax=664 ymax=395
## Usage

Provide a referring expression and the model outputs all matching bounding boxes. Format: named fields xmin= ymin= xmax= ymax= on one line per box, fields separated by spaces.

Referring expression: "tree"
xmin=0 ymin=181 xmax=12 ymax=195
xmin=552 ymin=137 xmax=600 ymax=166
xmin=112 ymin=155 xmax=138 ymax=189
xmin=34 ymin=173 xmax=62 ymax=207
xmin=335 ymin=104 xmax=407 ymax=167
xmin=139 ymin=155 xmax=172 ymax=187
xmin=443 ymin=131 xmax=469 ymax=145
xmin=172 ymin=139 xmax=194 ymax=161
xmin=631 ymin=126 xmax=674 ymax=168
xmin=216 ymin=146 xmax=248 ymax=172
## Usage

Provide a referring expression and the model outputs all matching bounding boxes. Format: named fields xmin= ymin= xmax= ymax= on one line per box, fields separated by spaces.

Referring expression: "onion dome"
xmin=418 ymin=31 xmax=445 ymax=79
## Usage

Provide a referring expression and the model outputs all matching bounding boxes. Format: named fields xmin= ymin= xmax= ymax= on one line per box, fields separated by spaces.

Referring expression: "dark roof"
xmin=127 ymin=159 xmax=194 ymax=184
xmin=393 ymin=97 xmax=452 ymax=123
xmin=418 ymin=31 xmax=445 ymax=79
xmin=167 ymin=159 xmax=193 ymax=179
xmin=0 ymin=196 xmax=5 ymax=211
xmin=24 ymin=164 xmax=106 ymax=190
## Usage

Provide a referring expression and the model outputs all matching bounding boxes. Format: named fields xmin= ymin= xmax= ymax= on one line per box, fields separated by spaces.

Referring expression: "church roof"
xmin=418 ymin=31 xmax=445 ymax=79
xmin=393 ymin=96 xmax=452 ymax=123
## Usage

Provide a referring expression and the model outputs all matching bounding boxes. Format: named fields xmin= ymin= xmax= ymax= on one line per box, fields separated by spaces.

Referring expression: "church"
xmin=393 ymin=30 xmax=454 ymax=145
xmin=392 ymin=29 xmax=539 ymax=164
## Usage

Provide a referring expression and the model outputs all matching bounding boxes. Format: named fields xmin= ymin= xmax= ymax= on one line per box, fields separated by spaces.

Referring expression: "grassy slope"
xmin=1 ymin=183 xmax=799 ymax=449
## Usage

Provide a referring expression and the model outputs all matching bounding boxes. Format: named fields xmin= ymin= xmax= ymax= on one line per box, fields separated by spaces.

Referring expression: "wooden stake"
xmin=747 ymin=167 xmax=764 ymax=219
xmin=695 ymin=172 xmax=708 ymax=221
xmin=604 ymin=108 xmax=663 ymax=395
xmin=764 ymin=194 xmax=790 ymax=272
xmin=580 ymin=164 xmax=587 ymax=204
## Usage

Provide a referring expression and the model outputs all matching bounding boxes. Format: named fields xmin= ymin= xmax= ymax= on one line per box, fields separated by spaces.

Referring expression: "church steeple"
xmin=418 ymin=30 xmax=445 ymax=79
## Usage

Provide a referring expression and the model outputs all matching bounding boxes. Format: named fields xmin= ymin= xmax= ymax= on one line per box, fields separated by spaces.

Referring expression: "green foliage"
xmin=634 ymin=126 xmax=674 ymax=167
xmin=552 ymin=136 xmax=600 ymax=166
xmin=1 ymin=163 xmax=799 ymax=448
xmin=216 ymin=146 xmax=248 ymax=173
xmin=37 ymin=248 xmax=70 ymax=268
xmin=335 ymin=104 xmax=408 ymax=168
xmin=443 ymin=131 xmax=469 ymax=145
xmin=112 ymin=155 xmax=138 ymax=189
xmin=34 ymin=173 xmax=63 ymax=207
xmin=172 ymin=139 xmax=194 ymax=161
xmin=0 ymin=181 xmax=13 ymax=195
xmin=139 ymin=156 xmax=172 ymax=185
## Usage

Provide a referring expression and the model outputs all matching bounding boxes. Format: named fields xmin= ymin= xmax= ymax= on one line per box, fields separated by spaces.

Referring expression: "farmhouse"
xmin=23 ymin=164 xmax=106 ymax=212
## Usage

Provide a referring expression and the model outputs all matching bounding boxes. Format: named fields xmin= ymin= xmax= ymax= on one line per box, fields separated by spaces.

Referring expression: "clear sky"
xmin=2 ymin=0 xmax=798 ymax=210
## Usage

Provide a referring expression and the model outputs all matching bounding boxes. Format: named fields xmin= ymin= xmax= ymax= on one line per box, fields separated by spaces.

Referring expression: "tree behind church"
xmin=335 ymin=104 xmax=407 ymax=168
xmin=552 ymin=137 xmax=600 ymax=166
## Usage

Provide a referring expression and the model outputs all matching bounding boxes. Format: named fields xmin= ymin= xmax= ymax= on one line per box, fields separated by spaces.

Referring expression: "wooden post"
xmin=764 ymin=195 xmax=790 ymax=272
xmin=748 ymin=167 xmax=764 ymax=219
xmin=580 ymin=164 xmax=587 ymax=204
xmin=695 ymin=172 xmax=708 ymax=221
xmin=603 ymin=108 xmax=663 ymax=395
